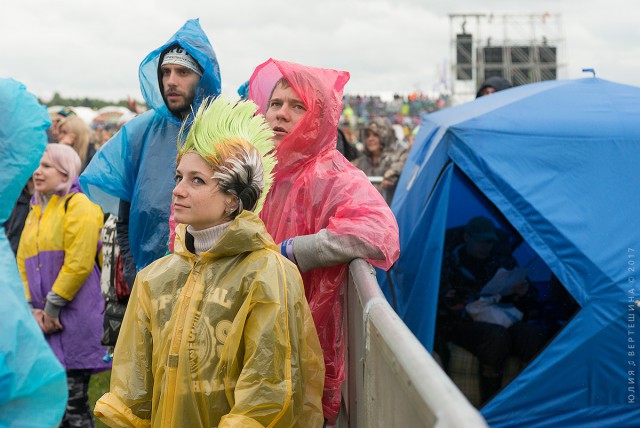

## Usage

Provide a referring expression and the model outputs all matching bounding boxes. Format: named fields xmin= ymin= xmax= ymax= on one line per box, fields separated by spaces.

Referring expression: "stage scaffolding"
xmin=449 ymin=13 xmax=566 ymax=104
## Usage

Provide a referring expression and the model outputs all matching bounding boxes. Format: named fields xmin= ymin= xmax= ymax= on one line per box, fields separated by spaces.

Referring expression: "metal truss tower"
xmin=449 ymin=13 xmax=565 ymax=105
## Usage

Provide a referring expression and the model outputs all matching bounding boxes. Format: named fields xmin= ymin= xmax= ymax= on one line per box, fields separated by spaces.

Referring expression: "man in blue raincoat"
xmin=80 ymin=19 xmax=222 ymax=287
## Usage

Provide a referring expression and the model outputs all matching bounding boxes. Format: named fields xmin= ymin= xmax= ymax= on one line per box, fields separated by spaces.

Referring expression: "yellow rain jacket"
xmin=95 ymin=211 xmax=325 ymax=428
xmin=17 ymin=189 xmax=109 ymax=371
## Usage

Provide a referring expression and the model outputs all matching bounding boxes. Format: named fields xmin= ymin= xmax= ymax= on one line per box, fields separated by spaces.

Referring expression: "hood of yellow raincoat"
xmin=249 ymin=59 xmax=350 ymax=176
xmin=173 ymin=210 xmax=279 ymax=258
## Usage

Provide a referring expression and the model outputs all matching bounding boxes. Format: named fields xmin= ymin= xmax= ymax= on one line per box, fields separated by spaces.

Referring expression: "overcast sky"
xmin=2 ymin=0 xmax=638 ymax=103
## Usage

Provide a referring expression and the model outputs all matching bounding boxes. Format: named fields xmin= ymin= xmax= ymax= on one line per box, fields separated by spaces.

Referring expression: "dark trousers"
xmin=451 ymin=320 xmax=546 ymax=370
xmin=60 ymin=369 xmax=95 ymax=428
xmin=451 ymin=320 xmax=546 ymax=403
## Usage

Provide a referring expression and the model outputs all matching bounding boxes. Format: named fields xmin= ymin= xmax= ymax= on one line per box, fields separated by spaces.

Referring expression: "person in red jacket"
xmin=249 ymin=59 xmax=400 ymax=426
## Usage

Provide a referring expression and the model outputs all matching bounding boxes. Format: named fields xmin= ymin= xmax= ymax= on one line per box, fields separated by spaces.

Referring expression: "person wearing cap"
xmin=351 ymin=118 xmax=395 ymax=202
xmin=476 ymin=76 xmax=513 ymax=98
xmin=249 ymin=60 xmax=400 ymax=426
xmin=158 ymin=45 xmax=204 ymax=117
xmin=437 ymin=216 xmax=545 ymax=405
xmin=47 ymin=107 xmax=76 ymax=143
xmin=80 ymin=19 xmax=222 ymax=293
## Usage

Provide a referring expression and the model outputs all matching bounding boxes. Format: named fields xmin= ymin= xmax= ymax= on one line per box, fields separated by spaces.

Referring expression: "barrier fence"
xmin=341 ymin=259 xmax=487 ymax=427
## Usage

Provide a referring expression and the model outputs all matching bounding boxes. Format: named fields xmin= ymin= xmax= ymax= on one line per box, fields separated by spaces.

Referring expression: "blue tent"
xmin=382 ymin=78 xmax=640 ymax=426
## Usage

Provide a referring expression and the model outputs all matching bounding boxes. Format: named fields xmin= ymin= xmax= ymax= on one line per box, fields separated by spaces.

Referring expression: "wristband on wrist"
xmin=285 ymin=238 xmax=297 ymax=265
xmin=280 ymin=238 xmax=297 ymax=265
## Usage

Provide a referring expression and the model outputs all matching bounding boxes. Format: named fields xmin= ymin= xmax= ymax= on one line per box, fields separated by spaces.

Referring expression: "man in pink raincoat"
xmin=249 ymin=59 xmax=400 ymax=425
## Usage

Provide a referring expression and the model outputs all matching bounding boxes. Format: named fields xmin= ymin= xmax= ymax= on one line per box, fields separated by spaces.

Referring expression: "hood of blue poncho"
xmin=138 ymin=18 xmax=221 ymax=125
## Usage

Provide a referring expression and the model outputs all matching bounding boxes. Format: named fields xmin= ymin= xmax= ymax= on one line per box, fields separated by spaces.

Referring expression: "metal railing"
xmin=342 ymin=259 xmax=487 ymax=427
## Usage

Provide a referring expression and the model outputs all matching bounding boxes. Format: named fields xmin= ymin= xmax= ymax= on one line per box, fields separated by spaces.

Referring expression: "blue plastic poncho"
xmin=79 ymin=18 xmax=222 ymax=271
xmin=0 ymin=78 xmax=68 ymax=427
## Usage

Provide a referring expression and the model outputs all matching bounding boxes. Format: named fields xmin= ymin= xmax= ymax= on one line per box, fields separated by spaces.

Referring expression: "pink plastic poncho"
xmin=249 ymin=59 xmax=400 ymax=423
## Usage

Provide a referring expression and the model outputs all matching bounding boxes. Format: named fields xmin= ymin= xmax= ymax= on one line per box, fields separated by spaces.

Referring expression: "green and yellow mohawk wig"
xmin=177 ymin=95 xmax=276 ymax=214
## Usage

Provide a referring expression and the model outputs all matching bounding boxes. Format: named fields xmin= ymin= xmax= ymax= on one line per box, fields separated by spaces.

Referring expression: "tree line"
xmin=43 ymin=92 xmax=146 ymax=109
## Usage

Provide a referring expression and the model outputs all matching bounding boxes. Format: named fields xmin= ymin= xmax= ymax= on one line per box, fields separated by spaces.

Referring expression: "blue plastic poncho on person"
xmin=79 ymin=18 xmax=222 ymax=271
xmin=0 ymin=78 xmax=68 ymax=427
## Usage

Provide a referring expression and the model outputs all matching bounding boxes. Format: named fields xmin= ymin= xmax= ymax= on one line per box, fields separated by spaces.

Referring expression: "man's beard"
xmin=164 ymin=94 xmax=194 ymax=118
xmin=171 ymin=104 xmax=191 ymax=118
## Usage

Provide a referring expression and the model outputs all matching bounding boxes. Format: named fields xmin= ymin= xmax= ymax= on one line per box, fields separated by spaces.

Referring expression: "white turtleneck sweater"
xmin=187 ymin=221 xmax=232 ymax=256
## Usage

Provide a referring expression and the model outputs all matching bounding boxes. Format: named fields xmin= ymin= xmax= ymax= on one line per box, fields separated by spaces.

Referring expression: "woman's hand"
xmin=32 ymin=309 xmax=46 ymax=332
xmin=33 ymin=309 xmax=63 ymax=334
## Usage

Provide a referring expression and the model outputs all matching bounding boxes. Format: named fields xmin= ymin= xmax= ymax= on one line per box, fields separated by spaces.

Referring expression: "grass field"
xmin=88 ymin=370 xmax=111 ymax=428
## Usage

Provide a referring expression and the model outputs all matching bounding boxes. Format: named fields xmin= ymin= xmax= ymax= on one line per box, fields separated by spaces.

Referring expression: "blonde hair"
xmin=58 ymin=116 xmax=91 ymax=164
xmin=177 ymin=96 xmax=276 ymax=216
xmin=34 ymin=144 xmax=81 ymax=205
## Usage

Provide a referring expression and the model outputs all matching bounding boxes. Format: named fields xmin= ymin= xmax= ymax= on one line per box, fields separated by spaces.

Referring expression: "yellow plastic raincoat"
xmin=95 ymin=211 xmax=324 ymax=428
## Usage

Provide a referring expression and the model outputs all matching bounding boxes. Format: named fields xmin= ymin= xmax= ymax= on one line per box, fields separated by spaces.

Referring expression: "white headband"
xmin=161 ymin=47 xmax=203 ymax=76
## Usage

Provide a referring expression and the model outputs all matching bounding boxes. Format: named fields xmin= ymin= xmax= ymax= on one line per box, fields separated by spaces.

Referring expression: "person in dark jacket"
xmin=437 ymin=216 xmax=545 ymax=404
xmin=3 ymin=180 xmax=33 ymax=255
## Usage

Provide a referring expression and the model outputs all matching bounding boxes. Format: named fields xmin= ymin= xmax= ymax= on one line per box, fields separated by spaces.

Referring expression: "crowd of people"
xmin=2 ymin=19 xmax=399 ymax=428
xmin=343 ymin=92 xmax=447 ymax=127
xmin=1 ymin=15 xmax=555 ymax=428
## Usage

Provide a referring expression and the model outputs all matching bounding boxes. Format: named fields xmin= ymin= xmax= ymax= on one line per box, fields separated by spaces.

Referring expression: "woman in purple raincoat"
xmin=17 ymin=144 xmax=110 ymax=427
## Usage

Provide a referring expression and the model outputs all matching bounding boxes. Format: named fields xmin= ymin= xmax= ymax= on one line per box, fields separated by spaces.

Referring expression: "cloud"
xmin=1 ymin=0 xmax=638 ymax=102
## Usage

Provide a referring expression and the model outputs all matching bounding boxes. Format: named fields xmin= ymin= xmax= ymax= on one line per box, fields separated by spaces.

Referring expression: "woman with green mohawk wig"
xmin=95 ymin=96 xmax=325 ymax=428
